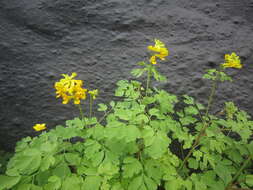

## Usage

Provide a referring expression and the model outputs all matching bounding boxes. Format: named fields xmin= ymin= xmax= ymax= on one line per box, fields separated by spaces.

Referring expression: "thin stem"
xmin=77 ymin=104 xmax=84 ymax=119
xmin=98 ymin=108 xmax=113 ymax=124
xmin=146 ymin=66 xmax=151 ymax=96
xmin=205 ymin=78 xmax=218 ymax=118
xmin=193 ymin=102 xmax=205 ymax=125
xmin=180 ymin=143 xmax=185 ymax=159
xmin=225 ymin=155 xmax=252 ymax=190
xmin=89 ymin=95 xmax=93 ymax=118
xmin=179 ymin=71 xmax=220 ymax=171
xmin=205 ymin=67 xmax=222 ymax=118
xmin=178 ymin=128 xmax=204 ymax=171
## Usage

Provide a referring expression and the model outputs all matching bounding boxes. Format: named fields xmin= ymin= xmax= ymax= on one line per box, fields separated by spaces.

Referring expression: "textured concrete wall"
xmin=0 ymin=0 xmax=253 ymax=150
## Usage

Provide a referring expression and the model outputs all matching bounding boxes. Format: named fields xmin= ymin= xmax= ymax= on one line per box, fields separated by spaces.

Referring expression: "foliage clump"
xmin=0 ymin=40 xmax=252 ymax=190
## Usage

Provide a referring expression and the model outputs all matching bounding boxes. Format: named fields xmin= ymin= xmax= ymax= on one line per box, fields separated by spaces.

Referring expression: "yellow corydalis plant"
xmin=131 ymin=39 xmax=169 ymax=95
xmin=54 ymin=72 xmax=87 ymax=104
xmin=33 ymin=123 xmax=46 ymax=131
xmin=222 ymin=52 xmax=242 ymax=69
xmin=148 ymin=39 xmax=169 ymax=65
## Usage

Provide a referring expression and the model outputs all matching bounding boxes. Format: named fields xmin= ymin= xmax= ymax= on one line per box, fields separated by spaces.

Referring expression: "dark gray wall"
xmin=0 ymin=0 xmax=253 ymax=150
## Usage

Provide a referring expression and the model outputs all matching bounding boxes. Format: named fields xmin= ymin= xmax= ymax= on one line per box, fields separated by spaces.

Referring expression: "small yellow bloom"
xmin=88 ymin=89 xmax=98 ymax=100
xmin=222 ymin=52 xmax=242 ymax=69
xmin=54 ymin=73 xmax=87 ymax=104
xmin=33 ymin=123 xmax=46 ymax=131
xmin=147 ymin=39 xmax=169 ymax=64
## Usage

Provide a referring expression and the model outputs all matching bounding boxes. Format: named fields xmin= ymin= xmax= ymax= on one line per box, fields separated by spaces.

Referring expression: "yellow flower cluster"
xmin=33 ymin=123 xmax=46 ymax=131
xmin=222 ymin=52 xmax=242 ymax=69
xmin=55 ymin=72 xmax=87 ymax=104
xmin=147 ymin=39 xmax=169 ymax=65
xmin=88 ymin=89 xmax=98 ymax=100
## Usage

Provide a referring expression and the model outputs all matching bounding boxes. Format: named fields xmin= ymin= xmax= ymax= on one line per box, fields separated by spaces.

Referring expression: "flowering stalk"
xmin=179 ymin=53 xmax=242 ymax=171
xmin=89 ymin=94 xmax=93 ymax=118
xmin=205 ymin=68 xmax=221 ymax=118
xmin=77 ymin=104 xmax=84 ymax=119
xmin=88 ymin=89 xmax=98 ymax=118
xmin=146 ymin=66 xmax=151 ymax=96
xmin=179 ymin=68 xmax=221 ymax=171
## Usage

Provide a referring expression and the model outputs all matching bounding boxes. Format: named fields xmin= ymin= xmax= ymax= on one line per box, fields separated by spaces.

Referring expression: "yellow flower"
xmin=33 ymin=123 xmax=46 ymax=131
xmin=54 ymin=72 xmax=87 ymax=104
xmin=147 ymin=39 xmax=169 ymax=64
xmin=88 ymin=89 xmax=98 ymax=100
xmin=222 ymin=52 xmax=242 ymax=69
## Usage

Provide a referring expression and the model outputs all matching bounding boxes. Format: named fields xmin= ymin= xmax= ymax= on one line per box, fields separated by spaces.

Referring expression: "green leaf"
xmin=165 ymin=177 xmax=183 ymax=190
xmin=17 ymin=184 xmax=32 ymax=190
xmin=66 ymin=118 xmax=84 ymax=129
xmin=193 ymin=150 xmax=203 ymax=161
xmin=188 ymin=158 xmax=199 ymax=169
xmin=145 ymin=159 xmax=165 ymax=183
xmin=143 ymin=175 xmax=157 ymax=190
xmin=214 ymin=164 xmax=232 ymax=185
xmin=142 ymin=97 xmax=155 ymax=105
xmin=110 ymin=101 xmax=115 ymax=108
xmin=184 ymin=106 xmax=199 ymax=115
xmin=218 ymin=71 xmax=232 ymax=82
xmin=202 ymin=69 xmax=217 ymax=81
xmin=122 ymin=157 xmax=143 ymax=178
xmin=149 ymin=108 xmax=160 ymax=117
xmin=246 ymin=175 xmax=253 ymax=187
xmin=54 ymin=126 xmax=78 ymax=139
xmin=190 ymin=174 xmax=207 ymax=190
xmin=84 ymin=140 xmax=102 ymax=160
xmin=62 ymin=175 xmax=82 ymax=190
xmin=131 ymin=68 xmax=145 ymax=78
xmin=111 ymin=182 xmax=124 ymax=190
xmin=128 ymin=175 xmax=143 ymax=190
xmin=138 ymin=61 xmax=146 ymax=66
xmin=40 ymin=155 xmax=55 ymax=171
xmin=151 ymin=67 xmax=167 ymax=82
xmin=144 ymin=131 xmax=170 ymax=159
xmin=125 ymin=125 xmax=141 ymax=142
xmin=135 ymin=114 xmax=149 ymax=124
xmin=17 ymin=184 xmax=42 ymax=190
xmin=180 ymin=116 xmax=197 ymax=125
xmin=65 ymin=153 xmax=81 ymax=165
xmin=115 ymin=109 xmax=132 ymax=121
xmin=98 ymin=104 xmax=108 ymax=112
xmin=183 ymin=95 xmax=194 ymax=105
xmin=40 ymin=142 xmax=57 ymax=153
xmin=44 ymin=175 xmax=61 ymax=190
xmin=86 ymin=124 xmax=105 ymax=140
xmin=10 ymin=149 xmax=42 ymax=175
xmin=247 ymin=141 xmax=253 ymax=155
xmin=52 ymin=163 xmax=71 ymax=180
xmin=196 ymin=103 xmax=205 ymax=110
xmin=201 ymin=171 xmax=223 ymax=189
xmin=0 ymin=175 xmax=20 ymax=189
xmin=183 ymin=180 xmax=192 ymax=190
xmin=98 ymin=162 xmax=119 ymax=176
xmin=91 ymin=151 xmax=105 ymax=167
xmin=84 ymin=117 xmax=98 ymax=125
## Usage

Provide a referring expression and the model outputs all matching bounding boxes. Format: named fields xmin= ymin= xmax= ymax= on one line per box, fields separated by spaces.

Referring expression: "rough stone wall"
xmin=0 ymin=0 xmax=253 ymax=150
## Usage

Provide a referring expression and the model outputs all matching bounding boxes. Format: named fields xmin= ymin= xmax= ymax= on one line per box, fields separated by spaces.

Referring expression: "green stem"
xmin=179 ymin=71 xmax=220 ymax=171
xmin=146 ymin=66 xmax=151 ymax=96
xmin=89 ymin=95 xmax=93 ymax=118
xmin=98 ymin=108 xmax=113 ymax=124
xmin=205 ymin=78 xmax=218 ymax=118
xmin=77 ymin=104 xmax=84 ymax=119
xmin=178 ymin=127 xmax=205 ymax=171
xmin=225 ymin=155 xmax=252 ymax=190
